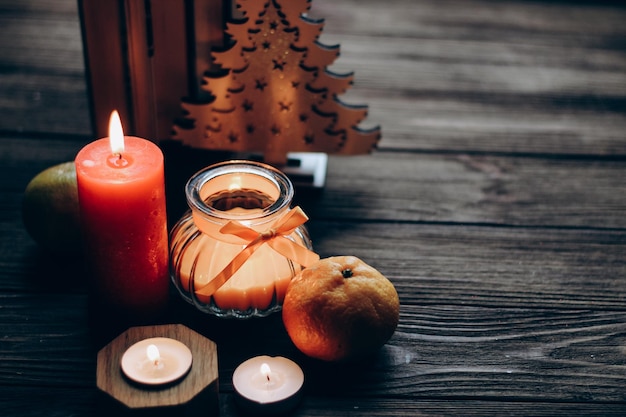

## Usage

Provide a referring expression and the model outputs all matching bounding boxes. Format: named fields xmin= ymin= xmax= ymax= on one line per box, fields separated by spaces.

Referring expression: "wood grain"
xmin=1 ymin=295 xmax=625 ymax=403
xmin=1 ymin=389 xmax=626 ymax=416
xmin=3 ymin=137 xmax=626 ymax=229
xmin=1 ymin=0 xmax=625 ymax=416
xmin=312 ymin=153 xmax=626 ymax=228
xmin=308 ymin=0 xmax=626 ymax=155
xmin=0 ymin=0 xmax=89 ymax=135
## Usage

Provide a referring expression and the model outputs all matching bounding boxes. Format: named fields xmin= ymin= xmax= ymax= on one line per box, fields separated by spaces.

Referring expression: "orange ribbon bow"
xmin=194 ymin=206 xmax=319 ymax=297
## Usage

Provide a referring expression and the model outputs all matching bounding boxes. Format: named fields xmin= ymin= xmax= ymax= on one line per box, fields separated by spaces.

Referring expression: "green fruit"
xmin=22 ymin=162 xmax=82 ymax=253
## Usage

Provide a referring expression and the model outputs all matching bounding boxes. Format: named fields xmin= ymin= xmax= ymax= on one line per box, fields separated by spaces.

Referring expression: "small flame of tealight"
xmin=146 ymin=344 xmax=160 ymax=365
xmin=108 ymin=110 xmax=125 ymax=155
xmin=260 ymin=363 xmax=271 ymax=382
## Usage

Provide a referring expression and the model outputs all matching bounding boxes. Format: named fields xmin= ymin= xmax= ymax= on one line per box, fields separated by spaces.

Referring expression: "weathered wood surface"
xmin=1 ymin=0 xmax=625 ymax=416
xmin=310 ymin=0 xmax=626 ymax=156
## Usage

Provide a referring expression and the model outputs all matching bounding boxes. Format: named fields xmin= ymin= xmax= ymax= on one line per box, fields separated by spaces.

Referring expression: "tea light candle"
xmin=121 ymin=337 xmax=193 ymax=385
xmin=75 ymin=111 xmax=169 ymax=317
xmin=233 ymin=356 xmax=304 ymax=414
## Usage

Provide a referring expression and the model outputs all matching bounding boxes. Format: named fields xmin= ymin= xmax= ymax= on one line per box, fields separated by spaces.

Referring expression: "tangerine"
xmin=282 ymin=256 xmax=399 ymax=362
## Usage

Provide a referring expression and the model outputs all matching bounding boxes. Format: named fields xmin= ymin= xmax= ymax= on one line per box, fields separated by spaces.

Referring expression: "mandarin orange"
xmin=282 ymin=256 xmax=399 ymax=362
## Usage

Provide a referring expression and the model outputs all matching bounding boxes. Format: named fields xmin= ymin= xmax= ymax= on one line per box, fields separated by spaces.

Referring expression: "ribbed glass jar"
xmin=169 ymin=160 xmax=313 ymax=318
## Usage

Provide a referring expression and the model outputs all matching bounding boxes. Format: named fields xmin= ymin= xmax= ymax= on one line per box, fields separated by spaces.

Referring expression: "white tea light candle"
xmin=121 ymin=337 xmax=192 ymax=385
xmin=233 ymin=356 xmax=304 ymax=414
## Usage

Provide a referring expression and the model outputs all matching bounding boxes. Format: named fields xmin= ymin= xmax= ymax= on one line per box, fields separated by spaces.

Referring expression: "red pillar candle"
xmin=75 ymin=111 xmax=169 ymax=317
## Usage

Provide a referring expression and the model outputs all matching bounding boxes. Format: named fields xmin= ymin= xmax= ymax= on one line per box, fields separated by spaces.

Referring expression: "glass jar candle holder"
xmin=170 ymin=160 xmax=316 ymax=318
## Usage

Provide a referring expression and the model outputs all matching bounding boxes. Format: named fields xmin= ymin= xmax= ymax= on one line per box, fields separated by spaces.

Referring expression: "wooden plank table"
xmin=1 ymin=0 xmax=625 ymax=415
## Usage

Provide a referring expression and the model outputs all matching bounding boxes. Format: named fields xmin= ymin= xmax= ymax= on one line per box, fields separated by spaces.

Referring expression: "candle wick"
xmin=266 ymin=374 xmax=270 ymax=382
xmin=116 ymin=152 xmax=123 ymax=160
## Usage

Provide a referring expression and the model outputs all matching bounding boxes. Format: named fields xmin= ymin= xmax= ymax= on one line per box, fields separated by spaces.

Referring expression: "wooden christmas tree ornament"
xmin=96 ymin=324 xmax=219 ymax=416
xmin=173 ymin=0 xmax=381 ymax=168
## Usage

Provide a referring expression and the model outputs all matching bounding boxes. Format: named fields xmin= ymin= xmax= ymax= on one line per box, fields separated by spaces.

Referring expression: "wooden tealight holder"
xmin=96 ymin=324 xmax=219 ymax=416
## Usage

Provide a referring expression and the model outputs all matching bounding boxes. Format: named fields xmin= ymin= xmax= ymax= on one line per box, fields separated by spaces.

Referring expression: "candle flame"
xmin=260 ymin=363 xmax=271 ymax=381
xmin=146 ymin=344 xmax=160 ymax=363
xmin=108 ymin=110 xmax=125 ymax=155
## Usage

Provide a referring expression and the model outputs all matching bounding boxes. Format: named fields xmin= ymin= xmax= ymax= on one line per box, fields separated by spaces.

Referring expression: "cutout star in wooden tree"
xmin=173 ymin=0 xmax=380 ymax=166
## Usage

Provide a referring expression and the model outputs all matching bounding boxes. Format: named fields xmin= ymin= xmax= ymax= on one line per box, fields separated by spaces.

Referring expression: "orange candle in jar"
xmin=169 ymin=160 xmax=318 ymax=318
xmin=75 ymin=111 xmax=169 ymax=317
xmin=177 ymin=240 xmax=297 ymax=310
